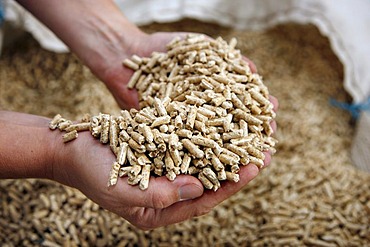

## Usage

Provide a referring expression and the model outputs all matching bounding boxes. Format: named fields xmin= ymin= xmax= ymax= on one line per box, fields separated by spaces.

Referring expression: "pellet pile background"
xmin=1 ymin=19 xmax=369 ymax=246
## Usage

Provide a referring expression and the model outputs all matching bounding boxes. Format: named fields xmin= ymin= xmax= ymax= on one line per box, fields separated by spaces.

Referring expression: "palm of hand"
xmin=58 ymin=130 xmax=266 ymax=230
xmin=60 ymin=131 xmax=204 ymax=230
xmin=101 ymin=32 xmax=188 ymax=110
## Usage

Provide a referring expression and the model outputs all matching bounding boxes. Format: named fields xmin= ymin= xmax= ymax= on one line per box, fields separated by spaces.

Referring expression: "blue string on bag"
xmin=330 ymin=96 xmax=370 ymax=120
xmin=0 ymin=0 xmax=4 ymax=24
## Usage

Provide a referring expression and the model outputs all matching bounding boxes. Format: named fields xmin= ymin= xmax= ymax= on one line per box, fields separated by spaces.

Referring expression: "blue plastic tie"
xmin=0 ymin=1 xmax=4 ymax=24
xmin=330 ymin=97 xmax=370 ymax=120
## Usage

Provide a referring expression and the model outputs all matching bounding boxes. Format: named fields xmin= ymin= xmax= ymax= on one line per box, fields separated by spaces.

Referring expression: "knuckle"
xmin=129 ymin=210 xmax=160 ymax=230
xmin=146 ymin=190 xmax=173 ymax=209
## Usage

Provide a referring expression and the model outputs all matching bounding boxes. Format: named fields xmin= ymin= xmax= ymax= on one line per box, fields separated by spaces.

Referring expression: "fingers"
xmin=111 ymin=175 xmax=204 ymax=209
xmin=269 ymin=95 xmax=279 ymax=112
xmin=269 ymin=95 xmax=278 ymax=134
xmin=136 ymin=164 xmax=259 ymax=229
xmin=245 ymin=57 xmax=257 ymax=73
xmin=270 ymin=120 xmax=277 ymax=134
xmin=104 ymin=65 xmax=140 ymax=110
xmin=263 ymin=151 xmax=272 ymax=168
xmin=181 ymin=165 xmax=259 ymax=215
xmin=120 ymin=86 xmax=140 ymax=110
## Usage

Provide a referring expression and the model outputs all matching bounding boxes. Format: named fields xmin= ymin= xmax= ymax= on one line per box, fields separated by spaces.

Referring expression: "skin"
xmin=0 ymin=0 xmax=278 ymax=230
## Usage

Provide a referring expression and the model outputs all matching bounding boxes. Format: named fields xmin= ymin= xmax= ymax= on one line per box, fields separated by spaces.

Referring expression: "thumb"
xmin=113 ymin=175 xmax=204 ymax=209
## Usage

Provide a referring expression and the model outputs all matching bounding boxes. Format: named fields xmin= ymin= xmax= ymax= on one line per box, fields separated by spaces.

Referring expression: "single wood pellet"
xmin=49 ymin=34 xmax=277 ymax=191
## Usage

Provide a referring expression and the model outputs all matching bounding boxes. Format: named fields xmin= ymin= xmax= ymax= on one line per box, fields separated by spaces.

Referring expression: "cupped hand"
xmin=52 ymin=132 xmax=262 ymax=230
xmin=51 ymin=98 xmax=277 ymax=230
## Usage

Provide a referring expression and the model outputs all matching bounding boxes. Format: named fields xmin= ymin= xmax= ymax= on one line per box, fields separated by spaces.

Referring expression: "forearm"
xmin=0 ymin=111 xmax=57 ymax=179
xmin=16 ymin=0 xmax=144 ymax=76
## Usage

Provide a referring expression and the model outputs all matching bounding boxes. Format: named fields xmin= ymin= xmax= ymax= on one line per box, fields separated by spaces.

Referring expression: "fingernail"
xmin=179 ymin=184 xmax=202 ymax=201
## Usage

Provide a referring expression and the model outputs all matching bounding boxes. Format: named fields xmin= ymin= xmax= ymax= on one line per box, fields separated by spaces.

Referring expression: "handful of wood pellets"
xmin=49 ymin=34 xmax=277 ymax=191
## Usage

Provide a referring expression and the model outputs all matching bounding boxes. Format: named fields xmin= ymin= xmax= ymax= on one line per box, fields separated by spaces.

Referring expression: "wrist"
xmin=68 ymin=5 xmax=147 ymax=107
xmin=0 ymin=111 xmax=58 ymax=180
xmin=48 ymin=128 xmax=84 ymax=188
xmin=72 ymin=12 xmax=146 ymax=79
xmin=17 ymin=0 xmax=146 ymax=85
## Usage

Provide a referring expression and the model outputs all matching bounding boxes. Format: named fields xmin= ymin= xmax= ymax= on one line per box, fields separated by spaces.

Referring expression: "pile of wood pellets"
xmin=1 ymin=20 xmax=369 ymax=246
xmin=49 ymin=34 xmax=276 ymax=191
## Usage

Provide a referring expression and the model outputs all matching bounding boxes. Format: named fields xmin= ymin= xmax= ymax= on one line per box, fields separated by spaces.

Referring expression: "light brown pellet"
xmin=108 ymin=162 xmax=121 ymax=187
xmin=225 ymin=171 xmax=240 ymax=182
xmin=198 ymin=172 xmax=213 ymax=190
xmin=127 ymin=70 xmax=142 ymax=89
xmin=49 ymin=114 xmax=63 ymax=130
xmin=99 ymin=114 xmax=110 ymax=144
xmin=128 ymin=139 xmax=145 ymax=154
xmin=123 ymin=58 xmax=139 ymax=71
xmin=182 ymin=139 xmax=204 ymax=159
xmin=151 ymin=116 xmax=171 ymax=128
xmin=185 ymin=107 xmax=198 ymax=129
xmin=62 ymin=130 xmax=78 ymax=143
xmin=202 ymin=167 xmax=220 ymax=191
xmin=117 ymin=143 xmax=128 ymax=165
xmin=139 ymin=165 xmax=151 ymax=190
xmin=180 ymin=153 xmax=192 ymax=174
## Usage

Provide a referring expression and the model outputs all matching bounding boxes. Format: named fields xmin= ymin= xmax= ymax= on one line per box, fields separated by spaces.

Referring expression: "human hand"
xmin=51 ymin=98 xmax=277 ymax=230
xmin=16 ymin=0 xmax=258 ymax=110
xmin=90 ymin=31 xmax=258 ymax=110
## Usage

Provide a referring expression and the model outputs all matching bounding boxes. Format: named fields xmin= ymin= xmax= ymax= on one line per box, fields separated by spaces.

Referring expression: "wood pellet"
xmin=49 ymin=34 xmax=276 ymax=191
